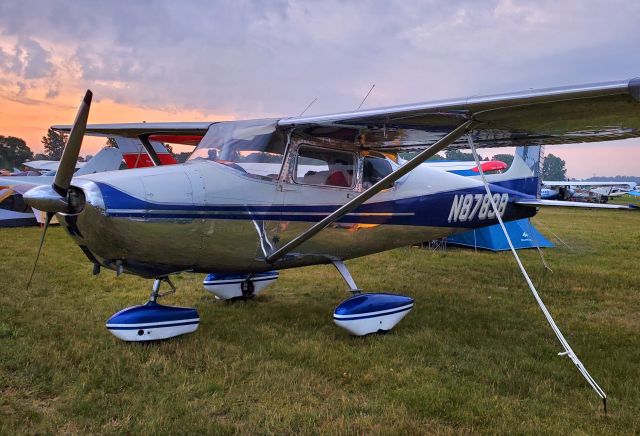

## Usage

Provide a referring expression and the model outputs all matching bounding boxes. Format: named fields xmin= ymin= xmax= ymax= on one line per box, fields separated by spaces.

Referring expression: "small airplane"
xmin=19 ymin=78 xmax=640 ymax=405
xmin=541 ymin=180 xmax=638 ymax=202
xmin=0 ymin=146 xmax=124 ymax=188
xmin=113 ymin=136 xmax=178 ymax=168
xmin=0 ymin=147 xmax=124 ymax=226
xmin=19 ymin=159 xmax=85 ymax=174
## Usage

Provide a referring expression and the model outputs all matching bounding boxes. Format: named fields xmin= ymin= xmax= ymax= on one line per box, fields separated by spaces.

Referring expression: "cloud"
xmin=20 ymin=38 xmax=54 ymax=79
xmin=0 ymin=0 xmax=639 ymax=117
xmin=0 ymin=0 xmax=639 ymax=177
xmin=0 ymin=38 xmax=54 ymax=79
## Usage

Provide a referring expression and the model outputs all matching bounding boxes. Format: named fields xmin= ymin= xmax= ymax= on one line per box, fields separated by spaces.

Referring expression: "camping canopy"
xmin=446 ymin=218 xmax=554 ymax=251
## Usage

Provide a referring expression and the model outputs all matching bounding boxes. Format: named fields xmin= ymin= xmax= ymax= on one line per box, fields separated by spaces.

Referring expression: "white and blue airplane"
xmin=21 ymin=79 xmax=640 ymax=344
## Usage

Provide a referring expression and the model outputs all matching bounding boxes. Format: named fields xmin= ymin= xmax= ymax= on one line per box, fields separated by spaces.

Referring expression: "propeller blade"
xmin=53 ymin=90 xmax=92 ymax=195
xmin=26 ymin=212 xmax=54 ymax=290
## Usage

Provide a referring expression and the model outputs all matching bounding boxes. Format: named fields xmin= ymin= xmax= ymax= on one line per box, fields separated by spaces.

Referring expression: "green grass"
xmin=1 ymin=203 xmax=639 ymax=434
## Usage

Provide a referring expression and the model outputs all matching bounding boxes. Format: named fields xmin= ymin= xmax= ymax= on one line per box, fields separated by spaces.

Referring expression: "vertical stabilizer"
xmin=482 ymin=145 xmax=542 ymax=196
xmin=75 ymin=147 xmax=123 ymax=176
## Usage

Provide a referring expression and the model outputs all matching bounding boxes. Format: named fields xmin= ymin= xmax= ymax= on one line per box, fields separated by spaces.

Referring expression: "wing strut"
xmin=467 ymin=135 xmax=607 ymax=412
xmin=139 ymin=135 xmax=163 ymax=166
xmin=266 ymin=120 xmax=474 ymax=264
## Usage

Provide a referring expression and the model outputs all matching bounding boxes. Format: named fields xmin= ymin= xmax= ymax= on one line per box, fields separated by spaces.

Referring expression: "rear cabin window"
xmin=363 ymin=156 xmax=393 ymax=189
xmin=295 ymin=146 xmax=356 ymax=188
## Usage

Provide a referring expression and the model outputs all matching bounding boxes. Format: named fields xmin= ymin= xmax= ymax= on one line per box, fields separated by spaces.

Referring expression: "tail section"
xmin=113 ymin=137 xmax=178 ymax=168
xmin=76 ymin=147 xmax=123 ymax=176
xmin=483 ymin=145 xmax=542 ymax=197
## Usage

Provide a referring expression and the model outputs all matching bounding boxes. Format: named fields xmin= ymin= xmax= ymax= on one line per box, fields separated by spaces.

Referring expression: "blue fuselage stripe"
xmin=333 ymin=306 xmax=413 ymax=321
xmin=106 ymin=320 xmax=199 ymax=330
xmin=94 ymin=179 xmax=538 ymax=228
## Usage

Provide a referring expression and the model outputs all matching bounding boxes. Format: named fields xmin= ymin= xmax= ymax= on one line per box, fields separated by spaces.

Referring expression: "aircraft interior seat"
xmin=325 ymin=170 xmax=350 ymax=187
xmin=301 ymin=170 xmax=329 ymax=185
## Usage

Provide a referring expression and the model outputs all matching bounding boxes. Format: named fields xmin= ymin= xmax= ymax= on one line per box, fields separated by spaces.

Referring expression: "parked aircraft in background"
xmin=0 ymin=147 xmax=123 ymax=188
xmin=113 ymin=137 xmax=177 ymax=168
xmin=0 ymin=147 xmax=123 ymax=226
xmin=20 ymin=78 xmax=640 ymax=405
xmin=21 ymin=159 xmax=86 ymax=174
xmin=541 ymin=180 xmax=638 ymax=202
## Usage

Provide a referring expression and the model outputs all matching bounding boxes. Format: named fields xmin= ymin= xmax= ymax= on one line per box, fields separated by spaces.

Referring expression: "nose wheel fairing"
xmin=106 ymin=278 xmax=199 ymax=342
xmin=106 ymin=301 xmax=199 ymax=342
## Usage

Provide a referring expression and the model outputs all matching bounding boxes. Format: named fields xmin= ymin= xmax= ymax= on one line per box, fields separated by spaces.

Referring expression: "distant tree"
xmin=84 ymin=154 xmax=94 ymax=161
xmin=491 ymin=153 xmax=514 ymax=167
xmin=175 ymin=152 xmax=191 ymax=163
xmin=106 ymin=137 xmax=118 ymax=148
xmin=427 ymin=153 xmax=445 ymax=161
xmin=585 ymin=175 xmax=640 ymax=184
xmin=33 ymin=153 xmax=48 ymax=160
xmin=542 ymin=154 xmax=567 ymax=180
xmin=0 ymin=136 xmax=33 ymax=169
xmin=41 ymin=128 xmax=67 ymax=159
xmin=444 ymin=149 xmax=482 ymax=161
xmin=164 ymin=143 xmax=174 ymax=155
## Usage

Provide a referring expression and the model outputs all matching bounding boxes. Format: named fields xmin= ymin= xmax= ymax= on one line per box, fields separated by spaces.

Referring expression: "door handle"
xmin=277 ymin=184 xmax=298 ymax=192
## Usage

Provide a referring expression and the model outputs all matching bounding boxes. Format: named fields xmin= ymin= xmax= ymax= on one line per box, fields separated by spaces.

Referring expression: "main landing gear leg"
xmin=331 ymin=260 xmax=414 ymax=336
xmin=332 ymin=260 xmax=362 ymax=294
xmin=149 ymin=277 xmax=176 ymax=302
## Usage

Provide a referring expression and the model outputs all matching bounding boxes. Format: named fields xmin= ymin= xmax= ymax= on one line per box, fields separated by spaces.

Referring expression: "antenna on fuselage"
xmin=356 ymin=84 xmax=375 ymax=110
xmin=299 ymin=97 xmax=318 ymax=116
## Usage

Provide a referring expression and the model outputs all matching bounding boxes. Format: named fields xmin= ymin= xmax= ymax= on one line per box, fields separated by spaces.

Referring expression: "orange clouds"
xmin=0 ymin=85 xmax=235 ymax=156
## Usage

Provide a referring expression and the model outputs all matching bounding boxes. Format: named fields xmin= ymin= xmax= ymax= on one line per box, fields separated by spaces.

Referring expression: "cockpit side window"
xmin=362 ymin=156 xmax=393 ymax=189
xmin=294 ymin=145 xmax=356 ymax=188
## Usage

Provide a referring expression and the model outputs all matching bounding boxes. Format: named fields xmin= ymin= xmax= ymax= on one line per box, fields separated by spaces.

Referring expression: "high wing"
xmin=52 ymin=122 xmax=212 ymax=143
xmin=51 ymin=79 xmax=640 ymax=153
xmin=279 ymin=78 xmax=640 ymax=151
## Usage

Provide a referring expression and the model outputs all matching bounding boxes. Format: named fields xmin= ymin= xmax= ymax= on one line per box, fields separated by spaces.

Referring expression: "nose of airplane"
xmin=23 ymin=185 xmax=70 ymax=213
xmin=24 ymin=182 xmax=92 ymax=215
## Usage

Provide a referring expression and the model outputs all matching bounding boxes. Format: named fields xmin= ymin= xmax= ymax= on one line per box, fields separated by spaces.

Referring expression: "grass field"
xmin=1 ymin=200 xmax=639 ymax=434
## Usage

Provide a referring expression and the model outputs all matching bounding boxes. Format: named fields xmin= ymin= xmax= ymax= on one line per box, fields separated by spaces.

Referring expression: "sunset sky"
xmin=1 ymin=0 xmax=639 ymax=178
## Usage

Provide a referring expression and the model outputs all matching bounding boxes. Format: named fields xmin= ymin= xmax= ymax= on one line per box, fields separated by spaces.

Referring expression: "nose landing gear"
xmin=105 ymin=276 xmax=199 ymax=342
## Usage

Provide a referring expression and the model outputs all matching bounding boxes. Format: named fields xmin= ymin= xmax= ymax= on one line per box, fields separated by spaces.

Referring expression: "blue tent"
xmin=446 ymin=218 xmax=554 ymax=251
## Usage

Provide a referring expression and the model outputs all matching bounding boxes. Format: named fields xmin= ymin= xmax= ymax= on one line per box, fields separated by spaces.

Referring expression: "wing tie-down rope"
xmin=466 ymin=135 xmax=607 ymax=413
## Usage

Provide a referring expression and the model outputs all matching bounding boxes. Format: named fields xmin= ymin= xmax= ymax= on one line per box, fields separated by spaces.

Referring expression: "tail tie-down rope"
xmin=466 ymin=135 xmax=607 ymax=414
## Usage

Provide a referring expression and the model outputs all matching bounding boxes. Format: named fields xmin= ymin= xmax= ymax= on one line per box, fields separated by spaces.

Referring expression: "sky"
xmin=0 ymin=0 xmax=639 ymax=178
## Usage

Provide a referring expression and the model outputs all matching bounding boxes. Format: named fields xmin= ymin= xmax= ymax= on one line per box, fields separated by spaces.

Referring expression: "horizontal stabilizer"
xmin=516 ymin=199 xmax=639 ymax=210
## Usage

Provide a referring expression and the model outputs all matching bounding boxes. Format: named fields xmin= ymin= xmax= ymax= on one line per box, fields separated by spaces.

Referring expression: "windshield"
xmin=188 ymin=120 xmax=287 ymax=179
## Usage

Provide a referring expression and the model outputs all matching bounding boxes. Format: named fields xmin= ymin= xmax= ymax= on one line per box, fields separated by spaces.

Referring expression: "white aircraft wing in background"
xmin=0 ymin=147 xmax=123 ymax=188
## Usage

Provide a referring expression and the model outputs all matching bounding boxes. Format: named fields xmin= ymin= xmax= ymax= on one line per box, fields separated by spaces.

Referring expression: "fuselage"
xmin=59 ymin=152 xmax=536 ymax=278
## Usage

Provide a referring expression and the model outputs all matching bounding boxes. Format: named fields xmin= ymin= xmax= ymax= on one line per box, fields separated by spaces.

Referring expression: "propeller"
xmin=23 ymin=90 xmax=93 ymax=289
xmin=25 ymin=212 xmax=54 ymax=290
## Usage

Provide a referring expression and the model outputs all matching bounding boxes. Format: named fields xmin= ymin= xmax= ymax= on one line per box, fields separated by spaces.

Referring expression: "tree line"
xmin=0 ymin=128 xmax=70 ymax=170
xmin=404 ymin=149 xmax=569 ymax=180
